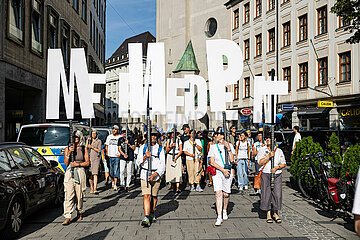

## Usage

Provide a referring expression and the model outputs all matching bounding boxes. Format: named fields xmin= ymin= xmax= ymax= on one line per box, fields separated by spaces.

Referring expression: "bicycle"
xmin=297 ymin=152 xmax=355 ymax=212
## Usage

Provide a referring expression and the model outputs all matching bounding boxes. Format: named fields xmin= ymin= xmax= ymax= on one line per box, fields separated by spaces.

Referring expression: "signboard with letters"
xmin=318 ymin=101 xmax=333 ymax=108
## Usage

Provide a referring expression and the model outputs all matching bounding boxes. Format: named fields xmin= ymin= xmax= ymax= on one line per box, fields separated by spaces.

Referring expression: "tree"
xmin=331 ymin=0 xmax=360 ymax=44
xmin=324 ymin=133 xmax=342 ymax=177
xmin=341 ymin=144 xmax=360 ymax=178
xmin=290 ymin=137 xmax=323 ymax=179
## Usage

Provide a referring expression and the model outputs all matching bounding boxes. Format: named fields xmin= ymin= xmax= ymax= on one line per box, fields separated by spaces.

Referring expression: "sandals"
xmin=62 ymin=218 xmax=71 ymax=226
xmin=266 ymin=218 xmax=273 ymax=223
xmin=274 ymin=217 xmax=282 ymax=223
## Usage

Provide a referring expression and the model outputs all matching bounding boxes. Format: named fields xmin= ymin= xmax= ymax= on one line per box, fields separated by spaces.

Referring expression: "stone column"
xmin=329 ymin=105 xmax=339 ymax=130
xmin=292 ymin=107 xmax=300 ymax=128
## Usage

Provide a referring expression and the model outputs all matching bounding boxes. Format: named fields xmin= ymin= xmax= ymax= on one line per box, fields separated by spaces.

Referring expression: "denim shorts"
xmin=103 ymin=157 xmax=110 ymax=173
xmin=109 ymin=157 xmax=120 ymax=178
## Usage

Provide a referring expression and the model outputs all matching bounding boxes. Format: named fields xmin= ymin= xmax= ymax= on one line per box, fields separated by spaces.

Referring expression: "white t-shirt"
xmin=257 ymin=146 xmax=286 ymax=174
xmin=105 ymin=134 xmax=121 ymax=157
xmin=293 ymin=133 xmax=301 ymax=150
xmin=352 ymin=167 xmax=360 ymax=215
xmin=183 ymin=139 xmax=202 ymax=160
xmin=236 ymin=140 xmax=249 ymax=159
xmin=253 ymin=141 xmax=266 ymax=161
xmin=208 ymin=143 xmax=235 ymax=168
xmin=136 ymin=143 xmax=166 ymax=181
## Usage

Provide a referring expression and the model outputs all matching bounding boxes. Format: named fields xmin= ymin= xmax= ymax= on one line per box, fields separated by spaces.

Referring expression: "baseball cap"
xmin=112 ymin=125 xmax=119 ymax=130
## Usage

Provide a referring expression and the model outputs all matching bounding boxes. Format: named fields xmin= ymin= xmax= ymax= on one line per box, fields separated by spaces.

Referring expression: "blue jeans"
xmin=237 ymin=159 xmax=249 ymax=187
xmin=109 ymin=157 xmax=120 ymax=178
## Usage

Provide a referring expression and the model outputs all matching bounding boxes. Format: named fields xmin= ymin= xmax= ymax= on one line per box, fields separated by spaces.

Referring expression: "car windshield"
xmin=96 ymin=130 xmax=109 ymax=143
xmin=18 ymin=126 xmax=70 ymax=146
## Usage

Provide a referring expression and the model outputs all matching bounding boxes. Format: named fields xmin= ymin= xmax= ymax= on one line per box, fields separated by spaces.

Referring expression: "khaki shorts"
xmin=141 ymin=179 xmax=161 ymax=196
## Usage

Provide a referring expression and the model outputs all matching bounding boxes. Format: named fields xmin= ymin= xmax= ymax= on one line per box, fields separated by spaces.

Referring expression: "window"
xmin=234 ymin=81 xmax=239 ymax=100
xmin=244 ymin=77 xmax=250 ymax=98
xmin=244 ymin=39 xmax=250 ymax=60
xmin=299 ymin=62 xmax=308 ymax=88
xmin=269 ymin=0 xmax=275 ymax=10
xmin=81 ymin=0 xmax=87 ymax=21
xmin=233 ymin=9 xmax=239 ymax=29
xmin=7 ymin=148 xmax=32 ymax=169
xmin=8 ymin=0 xmax=24 ymax=41
xmin=24 ymin=147 xmax=47 ymax=167
xmin=48 ymin=9 xmax=58 ymax=49
xmin=31 ymin=0 xmax=43 ymax=54
xmin=90 ymin=12 xmax=92 ymax=43
xmin=269 ymin=28 xmax=275 ymax=52
xmin=73 ymin=0 xmax=79 ymax=12
xmin=339 ymin=52 xmax=351 ymax=82
xmin=317 ymin=6 xmax=327 ymax=35
xmin=244 ymin=3 xmax=250 ymax=24
xmin=61 ymin=21 xmax=70 ymax=66
xmin=256 ymin=34 xmax=262 ymax=56
xmin=283 ymin=22 xmax=290 ymax=47
xmin=299 ymin=14 xmax=307 ymax=41
xmin=0 ymin=150 xmax=11 ymax=172
xmin=72 ymin=31 xmax=80 ymax=48
xmin=205 ymin=18 xmax=217 ymax=37
xmin=318 ymin=57 xmax=328 ymax=85
xmin=256 ymin=0 xmax=261 ymax=18
xmin=283 ymin=67 xmax=291 ymax=91
xmin=339 ymin=16 xmax=350 ymax=28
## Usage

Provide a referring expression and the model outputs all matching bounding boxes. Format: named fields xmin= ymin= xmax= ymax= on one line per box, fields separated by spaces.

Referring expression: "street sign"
xmin=240 ymin=116 xmax=249 ymax=123
xmin=281 ymin=104 xmax=294 ymax=111
xmin=318 ymin=101 xmax=333 ymax=108
xmin=240 ymin=108 xmax=252 ymax=116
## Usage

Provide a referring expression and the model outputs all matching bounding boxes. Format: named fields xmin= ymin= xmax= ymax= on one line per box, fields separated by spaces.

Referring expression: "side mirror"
xmin=50 ymin=160 xmax=58 ymax=168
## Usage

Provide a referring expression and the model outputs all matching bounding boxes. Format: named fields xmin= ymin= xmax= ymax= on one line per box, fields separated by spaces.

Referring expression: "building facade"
xmin=157 ymin=0 xmax=231 ymax=130
xmin=225 ymin=0 xmax=360 ymax=131
xmin=0 ymin=0 xmax=106 ymax=141
xmin=105 ymin=31 xmax=155 ymax=129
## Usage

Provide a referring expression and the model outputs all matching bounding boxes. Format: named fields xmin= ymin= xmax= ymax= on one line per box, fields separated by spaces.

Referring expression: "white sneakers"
xmin=113 ymin=185 xmax=118 ymax=191
xmin=215 ymin=217 xmax=223 ymax=226
xmin=222 ymin=210 xmax=228 ymax=220
xmin=244 ymin=185 xmax=249 ymax=190
xmin=215 ymin=211 xmax=228 ymax=226
xmin=239 ymin=186 xmax=244 ymax=191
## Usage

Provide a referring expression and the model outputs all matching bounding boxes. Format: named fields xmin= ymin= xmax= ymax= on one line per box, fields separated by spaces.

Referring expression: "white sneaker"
xmin=215 ymin=217 xmax=223 ymax=226
xmin=239 ymin=186 xmax=244 ymax=191
xmin=113 ymin=185 xmax=118 ymax=191
xmin=244 ymin=185 xmax=249 ymax=190
xmin=112 ymin=182 xmax=114 ymax=188
xmin=223 ymin=210 xmax=228 ymax=220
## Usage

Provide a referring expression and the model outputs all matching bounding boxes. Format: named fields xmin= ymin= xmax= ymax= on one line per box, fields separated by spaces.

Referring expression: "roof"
xmin=173 ymin=41 xmax=200 ymax=73
xmin=224 ymin=0 xmax=242 ymax=7
xmin=106 ymin=31 xmax=156 ymax=66
xmin=20 ymin=123 xmax=70 ymax=128
xmin=0 ymin=142 xmax=26 ymax=147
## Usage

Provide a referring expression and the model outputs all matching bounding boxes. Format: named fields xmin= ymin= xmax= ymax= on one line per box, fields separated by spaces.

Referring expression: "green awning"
xmin=173 ymin=41 xmax=200 ymax=73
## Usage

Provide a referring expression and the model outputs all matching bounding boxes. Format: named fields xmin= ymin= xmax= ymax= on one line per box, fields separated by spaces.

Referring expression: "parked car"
xmin=0 ymin=142 xmax=64 ymax=239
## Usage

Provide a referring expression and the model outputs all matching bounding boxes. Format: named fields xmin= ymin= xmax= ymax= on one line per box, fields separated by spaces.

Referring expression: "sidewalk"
xmin=18 ymin=168 xmax=357 ymax=240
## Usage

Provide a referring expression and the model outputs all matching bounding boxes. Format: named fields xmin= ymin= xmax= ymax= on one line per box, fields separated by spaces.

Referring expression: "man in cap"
xmin=105 ymin=125 xmax=121 ymax=191
xmin=136 ymin=128 xmax=165 ymax=227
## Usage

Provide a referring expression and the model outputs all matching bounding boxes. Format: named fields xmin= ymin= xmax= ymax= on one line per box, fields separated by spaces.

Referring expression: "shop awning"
xmin=297 ymin=108 xmax=330 ymax=116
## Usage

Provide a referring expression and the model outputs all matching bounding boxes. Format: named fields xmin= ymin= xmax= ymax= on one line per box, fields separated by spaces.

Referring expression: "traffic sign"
xmin=318 ymin=101 xmax=333 ymax=108
xmin=281 ymin=104 xmax=294 ymax=111
xmin=240 ymin=108 xmax=252 ymax=116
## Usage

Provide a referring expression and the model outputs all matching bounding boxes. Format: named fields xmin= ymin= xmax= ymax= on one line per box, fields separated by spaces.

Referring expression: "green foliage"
xmin=290 ymin=137 xmax=323 ymax=178
xmin=331 ymin=0 xmax=360 ymax=44
xmin=341 ymin=144 xmax=360 ymax=178
xmin=324 ymin=133 xmax=342 ymax=177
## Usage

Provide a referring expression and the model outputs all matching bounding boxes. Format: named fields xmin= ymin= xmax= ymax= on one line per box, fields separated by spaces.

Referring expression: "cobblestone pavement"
xmin=18 ymin=168 xmax=358 ymax=240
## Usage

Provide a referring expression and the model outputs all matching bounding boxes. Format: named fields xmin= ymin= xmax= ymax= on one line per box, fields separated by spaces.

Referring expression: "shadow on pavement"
xmin=156 ymin=200 xmax=179 ymax=219
xmin=251 ymin=200 xmax=266 ymax=219
xmin=77 ymin=228 xmax=113 ymax=240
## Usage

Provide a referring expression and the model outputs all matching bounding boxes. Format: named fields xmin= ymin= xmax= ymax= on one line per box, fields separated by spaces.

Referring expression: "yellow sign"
xmin=318 ymin=101 xmax=333 ymax=108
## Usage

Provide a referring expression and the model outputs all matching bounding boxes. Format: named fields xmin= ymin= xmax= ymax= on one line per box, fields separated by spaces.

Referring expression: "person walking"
xmin=246 ymin=129 xmax=254 ymax=171
xmin=252 ymin=131 xmax=266 ymax=194
xmin=136 ymin=128 xmax=165 ymax=227
xmin=86 ymin=129 xmax=102 ymax=194
xmin=165 ymin=130 xmax=183 ymax=192
xmin=105 ymin=125 xmax=121 ymax=191
xmin=352 ymin=167 xmax=360 ymax=236
xmin=62 ymin=130 xmax=89 ymax=225
xmin=229 ymin=126 xmax=238 ymax=186
xmin=292 ymin=126 xmax=301 ymax=154
xmin=207 ymin=133 xmax=216 ymax=187
xmin=258 ymin=135 xmax=286 ymax=223
xmin=208 ymin=127 xmax=235 ymax=226
xmin=183 ymin=130 xmax=203 ymax=192
xmin=118 ymin=130 xmax=135 ymax=192
xmin=235 ymin=131 xmax=251 ymax=191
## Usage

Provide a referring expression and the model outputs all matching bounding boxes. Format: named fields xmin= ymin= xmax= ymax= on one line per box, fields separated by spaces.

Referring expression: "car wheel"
xmin=4 ymin=197 xmax=23 ymax=239
xmin=53 ymin=180 xmax=65 ymax=207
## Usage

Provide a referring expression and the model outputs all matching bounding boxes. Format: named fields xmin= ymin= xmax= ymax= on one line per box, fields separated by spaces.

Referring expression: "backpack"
xmin=143 ymin=143 xmax=163 ymax=158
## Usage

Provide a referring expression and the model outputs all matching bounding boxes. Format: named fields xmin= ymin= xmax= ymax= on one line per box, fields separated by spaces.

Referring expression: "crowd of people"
xmin=60 ymin=123 xmax=305 ymax=227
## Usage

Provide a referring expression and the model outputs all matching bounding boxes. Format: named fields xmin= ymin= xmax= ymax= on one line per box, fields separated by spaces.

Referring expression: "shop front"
xmin=339 ymin=106 xmax=360 ymax=129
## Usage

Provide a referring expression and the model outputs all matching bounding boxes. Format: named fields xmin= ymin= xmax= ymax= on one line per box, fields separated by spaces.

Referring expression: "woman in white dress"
xmin=208 ymin=127 xmax=235 ymax=226
xmin=165 ymin=131 xmax=183 ymax=192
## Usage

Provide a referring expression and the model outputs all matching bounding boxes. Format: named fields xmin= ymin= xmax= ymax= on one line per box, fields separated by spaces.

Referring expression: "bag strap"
xmin=216 ymin=144 xmax=226 ymax=166
xmin=258 ymin=147 xmax=278 ymax=172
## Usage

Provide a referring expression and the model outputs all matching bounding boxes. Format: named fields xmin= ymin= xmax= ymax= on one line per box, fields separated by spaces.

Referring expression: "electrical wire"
xmin=107 ymin=0 xmax=136 ymax=35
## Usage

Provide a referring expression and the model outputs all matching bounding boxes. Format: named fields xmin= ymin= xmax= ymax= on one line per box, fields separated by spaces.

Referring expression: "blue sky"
xmin=106 ymin=0 xmax=156 ymax=59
